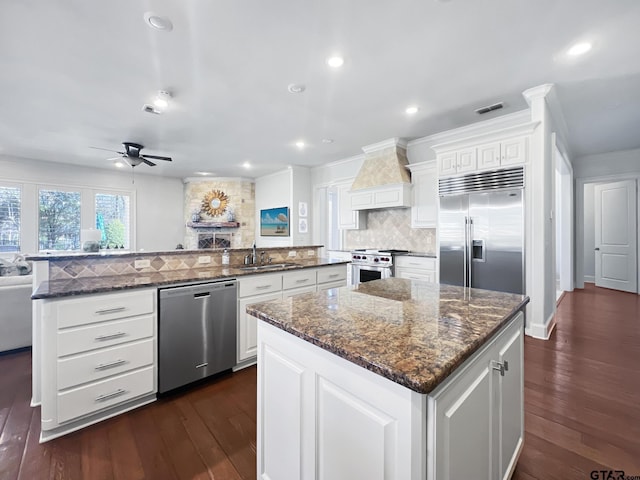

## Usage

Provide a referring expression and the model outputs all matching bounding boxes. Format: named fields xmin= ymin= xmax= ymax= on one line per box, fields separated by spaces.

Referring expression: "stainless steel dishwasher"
xmin=158 ymin=280 xmax=237 ymax=393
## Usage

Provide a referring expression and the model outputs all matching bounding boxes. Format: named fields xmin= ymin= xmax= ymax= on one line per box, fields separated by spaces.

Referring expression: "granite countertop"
xmin=26 ymin=245 xmax=325 ymax=261
xmin=32 ymin=258 xmax=348 ymax=299
xmin=403 ymin=252 xmax=437 ymax=258
xmin=247 ymin=278 xmax=529 ymax=394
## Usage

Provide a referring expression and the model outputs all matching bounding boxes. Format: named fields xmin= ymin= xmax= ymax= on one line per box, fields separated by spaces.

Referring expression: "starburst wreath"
xmin=201 ymin=189 xmax=229 ymax=217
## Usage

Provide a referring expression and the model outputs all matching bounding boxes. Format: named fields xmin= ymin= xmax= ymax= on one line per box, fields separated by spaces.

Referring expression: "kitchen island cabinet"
xmin=248 ymin=278 xmax=528 ymax=480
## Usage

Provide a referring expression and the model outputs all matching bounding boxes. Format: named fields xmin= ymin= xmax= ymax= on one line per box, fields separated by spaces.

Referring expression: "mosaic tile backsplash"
xmin=344 ymin=208 xmax=436 ymax=254
xmin=48 ymin=247 xmax=322 ymax=280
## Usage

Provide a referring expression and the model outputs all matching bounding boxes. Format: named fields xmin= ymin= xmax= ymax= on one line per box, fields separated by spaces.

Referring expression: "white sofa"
xmin=0 ymin=275 xmax=33 ymax=352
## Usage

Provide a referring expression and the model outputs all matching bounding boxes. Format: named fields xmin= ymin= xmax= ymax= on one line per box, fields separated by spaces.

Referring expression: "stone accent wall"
xmin=344 ymin=209 xmax=436 ymax=255
xmin=184 ymin=179 xmax=255 ymax=249
xmin=48 ymin=247 xmax=323 ymax=280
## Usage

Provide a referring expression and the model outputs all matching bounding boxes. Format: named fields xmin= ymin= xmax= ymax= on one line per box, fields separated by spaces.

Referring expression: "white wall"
xmin=573 ymin=148 xmax=640 ymax=179
xmin=0 ymin=155 xmax=184 ymax=252
xmin=291 ymin=166 xmax=312 ymax=246
xmin=583 ymin=183 xmax=596 ymax=280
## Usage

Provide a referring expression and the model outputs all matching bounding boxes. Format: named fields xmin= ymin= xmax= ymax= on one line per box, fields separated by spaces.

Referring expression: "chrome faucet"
xmin=252 ymin=242 xmax=257 ymax=264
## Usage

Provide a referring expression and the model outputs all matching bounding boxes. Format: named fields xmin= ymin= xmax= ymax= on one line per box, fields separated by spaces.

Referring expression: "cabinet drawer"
xmin=317 ymin=266 xmax=347 ymax=284
xmin=394 ymin=256 xmax=436 ymax=270
xmin=283 ymin=285 xmax=317 ymax=298
xmin=57 ymin=315 xmax=154 ymax=356
xmin=58 ymin=339 xmax=154 ymax=390
xmin=56 ymin=289 xmax=154 ymax=328
xmin=396 ymin=270 xmax=434 ymax=282
xmin=282 ymin=269 xmax=317 ymax=290
xmin=57 ymin=366 xmax=154 ymax=424
xmin=239 ymin=273 xmax=283 ymax=297
xmin=317 ymin=280 xmax=346 ymax=291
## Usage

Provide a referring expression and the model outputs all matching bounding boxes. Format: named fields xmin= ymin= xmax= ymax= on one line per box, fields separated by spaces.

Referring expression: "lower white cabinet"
xmin=257 ymin=310 xmax=524 ymax=480
xmin=395 ymin=255 xmax=437 ymax=283
xmin=38 ymin=288 xmax=157 ymax=442
xmin=430 ymin=312 xmax=524 ymax=480
xmin=238 ymin=291 xmax=283 ymax=362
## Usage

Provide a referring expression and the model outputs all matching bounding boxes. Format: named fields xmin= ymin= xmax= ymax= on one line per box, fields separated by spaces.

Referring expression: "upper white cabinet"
xmin=408 ymin=161 xmax=437 ymax=228
xmin=433 ymin=120 xmax=538 ymax=178
xmin=350 ymin=183 xmax=412 ymax=210
xmin=336 ymin=181 xmax=367 ymax=230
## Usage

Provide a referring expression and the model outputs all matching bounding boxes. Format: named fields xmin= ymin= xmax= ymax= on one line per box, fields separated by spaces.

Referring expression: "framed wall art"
xmin=260 ymin=207 xmax=290 ymax=236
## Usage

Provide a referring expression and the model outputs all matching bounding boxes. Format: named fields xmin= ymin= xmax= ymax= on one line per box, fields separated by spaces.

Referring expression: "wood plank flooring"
xmin=1 ymin=283 xmax=638 ymax=479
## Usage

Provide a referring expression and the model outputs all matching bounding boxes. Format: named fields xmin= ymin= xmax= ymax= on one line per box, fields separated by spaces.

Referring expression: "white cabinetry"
xmin=408 ymin=161 xmax=438 ymax=228
xmin=430 ymin=312 xmax=524 ymax=480
xmin=437 ymin=147 xmax=476 ymax=176
xmin=350 ymin=183 xmax=412 ymax=210
xmin=337 ymin=181 xmax=366 ymax=230
xmin=395 ymin=255 xmax=437 ymax=283
xmin=38 ymin=289 xmax=157 ymax=442
xmin=237 ymin=273 xmax=283 ymax=364
xmin=257 ymin=308 xmax=524 ymax=480
xmin=476 ymin=137 xmax=528 ymax=170
xmin=237 ymin=265 xmax=349 ymax=367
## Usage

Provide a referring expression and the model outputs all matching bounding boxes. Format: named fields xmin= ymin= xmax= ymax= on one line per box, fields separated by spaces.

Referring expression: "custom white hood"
xmin=350 ymin=138 xmax=412 ymax=210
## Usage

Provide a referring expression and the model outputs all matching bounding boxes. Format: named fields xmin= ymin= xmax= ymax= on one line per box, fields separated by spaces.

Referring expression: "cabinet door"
xmin=500 ymin=137 xmax=527 ymax=166
xmin=456 ymin=147 xmax=477 ymax=173
xmin=395 ymin=268 xmax=434 ymax=283
xmin=438 ymin=152 xmax=458 ymax=176
xmin=477 ymin=142 xmax=501 ymax=170
xmin=498 ymin=324 xmax=524 ymax=480
xmin=411 ymin=165 xmax=438 ymax=228
xmin=433 ymin=350 xmax=494 ymax=480
xmin=337 ymin=182 xmax=365 ymax=230
xmin=238 ymin=292 xmax=282 ymax=362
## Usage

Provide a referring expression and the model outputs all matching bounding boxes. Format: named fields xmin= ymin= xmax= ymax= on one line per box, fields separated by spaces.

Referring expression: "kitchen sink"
xmin=238 ymin=263 xmax=300 ymax=271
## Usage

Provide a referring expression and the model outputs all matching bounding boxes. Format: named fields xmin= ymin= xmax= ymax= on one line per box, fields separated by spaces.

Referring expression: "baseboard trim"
xmin=584 ymin=275 xmax=595 ymax=283
xmin=556 ymin=291 xmax=567 ymax=306
xmin=525 ymin=312 xmax=557 ymax=340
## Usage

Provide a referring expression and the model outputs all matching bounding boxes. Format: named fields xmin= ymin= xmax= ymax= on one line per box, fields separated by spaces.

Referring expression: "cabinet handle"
xmin=328 ymin=274 xmax=340 ymax=278
xmin=95 ymin=306 xmax=126 ymax=315
xmin=94 ymin=359 xmax=126 ymax=371
xmin=95 ymin=389 xmax=127 ymax=402
xmin=492 ymin=360 xmax=505 ymax=376
xmin=503 ymin=360 xmax=509 ymax=372
xmin=195 ymin=362 xmax=208 ymax=369
xmin=296 ymin=279 xmax=310 ymax=283
xmin=255 ymin=285 xmax=272 ymax=290
xmin=95 ymin=332 xmax=126 ymax=341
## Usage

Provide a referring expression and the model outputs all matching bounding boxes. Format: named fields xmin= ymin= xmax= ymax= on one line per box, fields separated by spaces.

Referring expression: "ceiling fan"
xmin=91 ymin=142 xmax=172 ymax=167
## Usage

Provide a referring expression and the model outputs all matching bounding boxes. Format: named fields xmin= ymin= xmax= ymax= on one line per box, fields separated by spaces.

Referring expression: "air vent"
xmin=475 ymin=102 xmax=504 ymax=115
xmin=142 ymin=104 xmax=161 ymax=115
xmin=439 ymin=166 xmax=524 ymax=196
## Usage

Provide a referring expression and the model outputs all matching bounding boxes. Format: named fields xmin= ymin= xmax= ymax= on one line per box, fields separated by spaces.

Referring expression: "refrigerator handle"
xmin=463 ymin=216 xmax=468 ymax=288
xmin=467 ymin=217 xmax=473 ymax=287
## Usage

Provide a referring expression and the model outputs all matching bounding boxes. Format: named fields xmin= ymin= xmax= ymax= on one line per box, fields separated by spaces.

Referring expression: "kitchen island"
xmin=247 ymin=278 xmax=529 ymax=480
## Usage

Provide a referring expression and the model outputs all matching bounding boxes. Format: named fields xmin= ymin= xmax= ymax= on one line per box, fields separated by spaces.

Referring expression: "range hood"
xmin=350 ymin=138 xmax=412 ymax=210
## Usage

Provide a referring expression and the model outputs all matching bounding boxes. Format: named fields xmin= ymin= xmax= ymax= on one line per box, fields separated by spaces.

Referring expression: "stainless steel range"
xmin=350 ymin=249 xmax=409 ymax=285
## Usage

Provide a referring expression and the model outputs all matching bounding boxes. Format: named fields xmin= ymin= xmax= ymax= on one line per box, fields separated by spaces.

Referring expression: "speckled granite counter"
xmin=32 ymin=258 xmax=349 ymax=299
xmin=247 ymin=278 xmax=528 ymax=394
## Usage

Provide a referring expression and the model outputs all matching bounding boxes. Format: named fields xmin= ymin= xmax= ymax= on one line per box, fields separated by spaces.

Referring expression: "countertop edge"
xmin=248 ymin=295 xmax=529 ymax=394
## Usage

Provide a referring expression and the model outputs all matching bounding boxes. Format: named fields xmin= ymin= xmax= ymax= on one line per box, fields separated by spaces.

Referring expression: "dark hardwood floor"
xmin=1 ymin=283 xmax=639 ymax=479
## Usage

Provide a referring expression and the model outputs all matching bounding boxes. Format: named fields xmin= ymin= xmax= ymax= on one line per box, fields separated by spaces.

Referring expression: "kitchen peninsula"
xmin=27 ymin=246 xmax=350 ymax=442
xmin=247 ymin=278 xmax=529 ymax=480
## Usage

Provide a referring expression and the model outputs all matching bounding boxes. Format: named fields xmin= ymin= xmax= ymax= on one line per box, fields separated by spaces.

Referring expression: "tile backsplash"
xmin=344 ymin=209 xmax=436 ymax=254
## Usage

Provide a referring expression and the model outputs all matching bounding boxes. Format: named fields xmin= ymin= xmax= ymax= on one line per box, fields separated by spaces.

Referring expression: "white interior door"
xmin=594 ymin=180 xmax=638 ymax=293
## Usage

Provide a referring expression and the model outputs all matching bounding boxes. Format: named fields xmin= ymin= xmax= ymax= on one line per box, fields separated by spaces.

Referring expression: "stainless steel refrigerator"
xmin=439 ymin=169 xmax=524 ymax=295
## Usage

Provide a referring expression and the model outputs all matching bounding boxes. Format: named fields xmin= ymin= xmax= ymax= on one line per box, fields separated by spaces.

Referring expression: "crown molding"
xmin=361 ymin=137 xmax=408 ymax=154
xmin=522 ymin=83 xmax=554 ymax=106
xmin=431 ymin=121 xmax=541 ymax=152
xmin=182 ymin=176 xmax=253 ymax=184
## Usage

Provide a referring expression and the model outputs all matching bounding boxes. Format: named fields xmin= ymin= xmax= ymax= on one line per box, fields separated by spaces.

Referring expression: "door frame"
xmin=575 ymin=173 xmax=640 ymax=291
xmin=554 ymin=143 xmax=574 ymax=293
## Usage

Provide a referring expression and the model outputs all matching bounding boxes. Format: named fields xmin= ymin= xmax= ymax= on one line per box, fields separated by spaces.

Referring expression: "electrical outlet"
xmin=198 ymin=256 xmax=211 ymax=264
xmin=307 ymin=250 xmax=315 ymax=257
xmin=134 ymin=259 xmax=150 ymax=269
xmin=288 ymin=251 xmax=297 ymax=257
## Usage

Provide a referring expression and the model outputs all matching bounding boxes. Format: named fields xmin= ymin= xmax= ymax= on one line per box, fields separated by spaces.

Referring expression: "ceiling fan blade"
xmin=90 ymin=146 xmax=125 ymax=154
xmin=142 ymin=159 xmax=157 ymax=167
xmin=105 ymin=156 xmax=124 ymax=161
xmin=141 ymin=154 xmax=172 ymax=161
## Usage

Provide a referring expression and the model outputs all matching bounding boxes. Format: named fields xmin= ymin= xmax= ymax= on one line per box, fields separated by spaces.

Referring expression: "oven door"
xmin=352 ymin=264 xmax=392 ymax=285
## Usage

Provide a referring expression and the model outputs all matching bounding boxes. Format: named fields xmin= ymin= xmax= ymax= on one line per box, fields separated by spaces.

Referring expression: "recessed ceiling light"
xmin=567 ymin=42 xmax=592 ymax=56
xmin=326 ymin=56 xmax=344 ymax=68
xmin=153 ymin=90 xmax=171 ymax=110
xmin=195 ymin=171 xmax=213 ymax=176
xmin=321 ymin=138 xmax=334 ymax=144
xmin=144 ymin=12 xmax=173 ymax=32
xmin=287 ymin=83 xmax=306 ymax=94
xmin=405 ymin=106 xmax=419 ymax=115
xmin=295 ymin=141 xmax=306 ymax=149
xmin=242 ymin=161 xmax=251 ymax=169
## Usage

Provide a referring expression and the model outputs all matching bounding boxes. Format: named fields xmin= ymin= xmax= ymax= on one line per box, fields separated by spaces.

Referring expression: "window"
xmin=95 ymin=193 xmax=131 ymax=249
xmin=38 ymin=189 xmax=81 ymax=251
xmin=0 ymin=185 xmax=21 ymax=252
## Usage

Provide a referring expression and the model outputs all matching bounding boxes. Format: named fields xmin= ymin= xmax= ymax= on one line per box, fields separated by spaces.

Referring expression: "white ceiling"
xmin=1 ymin=0 xmax=639 ymax=179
